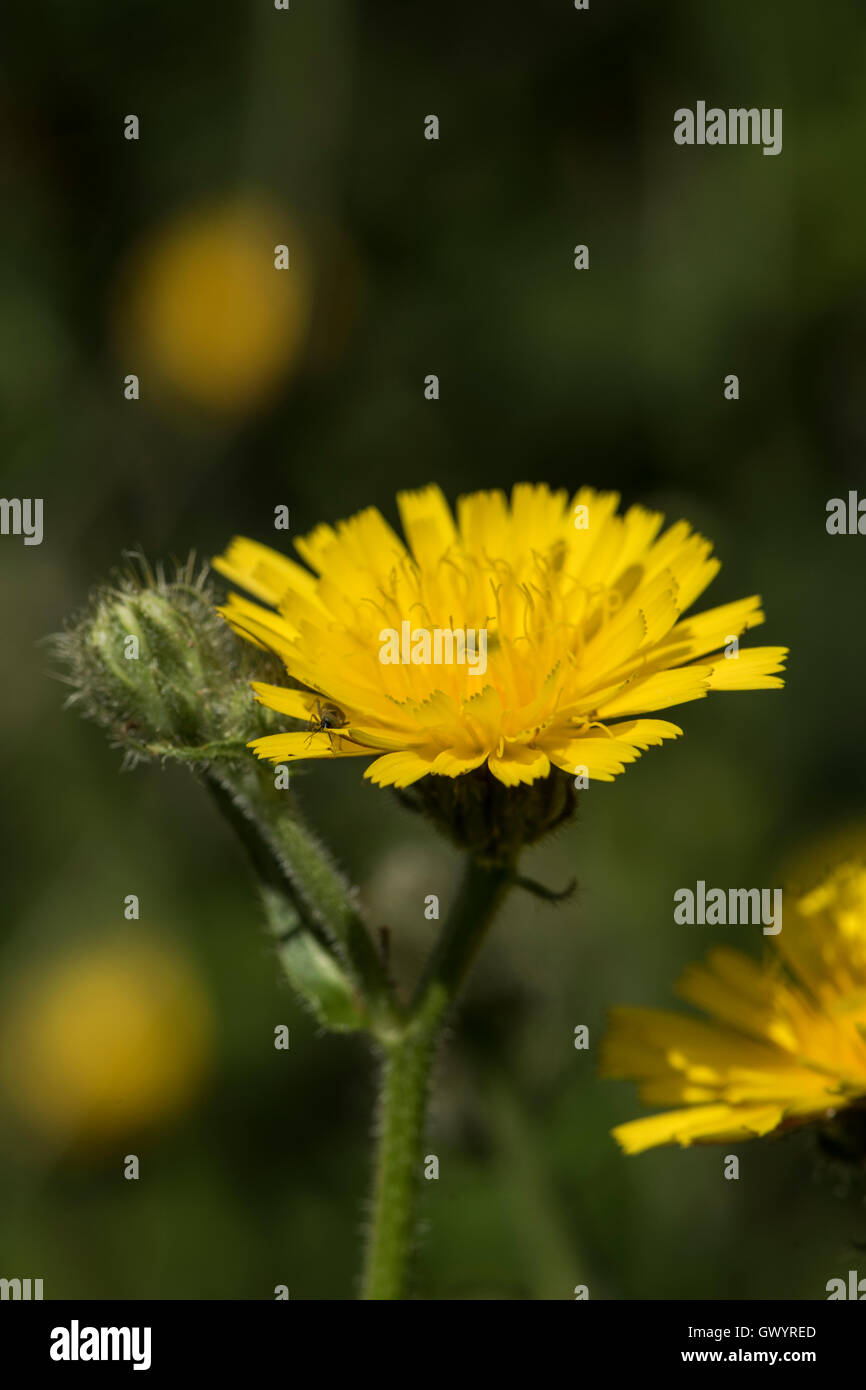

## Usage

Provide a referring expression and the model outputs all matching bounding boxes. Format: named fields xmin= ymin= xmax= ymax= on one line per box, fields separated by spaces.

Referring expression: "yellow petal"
xmin=248 ymin=732 xmax=366 ymax=761
xmin=365 ymin=750 xmax=435 ymax=787
xmin=594 ymin=666 xmax=711 ymax=718
xmin=612 ymin=1102 xmax=785 ymax=1154
xmin=212 ymin=536 xmax=320 ymax=609
xmin=488 ymin=744 xmax=551 ymax=786
xmin=701 ymin=645 xmax=788 ymax=690
xmin=250 ymin=683 xmax=316 ymax=720
xmin=396 ymin=485 xmax=458 ymax=570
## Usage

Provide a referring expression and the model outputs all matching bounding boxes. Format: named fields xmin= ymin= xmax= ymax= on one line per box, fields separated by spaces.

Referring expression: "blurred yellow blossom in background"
xmin=0 ymin=937 xmax=212 ymax=1144
xmin=115 ymin=198 xmax=313 ymax=414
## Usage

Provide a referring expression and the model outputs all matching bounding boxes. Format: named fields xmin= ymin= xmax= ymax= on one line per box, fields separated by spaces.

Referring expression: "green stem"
xmin=138 ymin=738 xmax=252 ymax=762
xmin=361 ymin=856 xmax=516 ymax=1300
xmin=202 ymin=762 xmax=399 ymax=1034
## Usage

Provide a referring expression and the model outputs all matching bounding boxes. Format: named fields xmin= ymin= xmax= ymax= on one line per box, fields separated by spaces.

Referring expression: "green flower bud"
xmin=51 ymin=555 xmax=283 ymax=763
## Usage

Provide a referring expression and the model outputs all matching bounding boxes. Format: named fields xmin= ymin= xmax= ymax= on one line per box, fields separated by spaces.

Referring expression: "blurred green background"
xmin=2 ymin=0 xmax=866 ymax=1299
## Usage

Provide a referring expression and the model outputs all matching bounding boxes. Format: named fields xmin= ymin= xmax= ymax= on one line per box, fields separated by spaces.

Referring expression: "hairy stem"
xmin=361 ymin=856 xmax=516 ymax=1299
xmin=202 ymin=762 xmax=399 ymax=1034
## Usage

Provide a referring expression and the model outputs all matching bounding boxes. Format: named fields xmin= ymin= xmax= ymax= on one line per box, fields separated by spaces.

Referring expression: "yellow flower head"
xmin=602 ymin=862 xmax=866 ymax=1154
xmin=213 ymin=484 xmax=786 ymax=797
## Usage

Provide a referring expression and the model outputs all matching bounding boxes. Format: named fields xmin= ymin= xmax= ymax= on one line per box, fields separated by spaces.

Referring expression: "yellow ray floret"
xmin=212 ymin=483 xmax=788 ymax=788
xmin=602 ymin=862 xmax=866 ymax=1153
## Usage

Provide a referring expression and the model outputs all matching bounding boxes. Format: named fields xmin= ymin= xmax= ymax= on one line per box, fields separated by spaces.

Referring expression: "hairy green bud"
xmin=50 ymin=554 xmax=283 ymax=764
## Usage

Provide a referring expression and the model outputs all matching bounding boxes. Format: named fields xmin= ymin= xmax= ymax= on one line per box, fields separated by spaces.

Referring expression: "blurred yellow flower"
xmin=602 ymin=861 xmax=866 ymax=1153
xmin=213 ymin=483 xmax=787 ymax=789
xmin=116 ymin=198 xmax=312 ymax=413
xmin=0 ymin=938 xmax=212 ymax=1143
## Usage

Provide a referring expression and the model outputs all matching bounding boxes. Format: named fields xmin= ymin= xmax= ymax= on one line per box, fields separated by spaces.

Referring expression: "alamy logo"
xmin=674 ymin=881 xmax=782 ymax=935
xmin=674 ymin=103 xmax=782 ymax=156
xmin=827 ymin=1271 xmax=866 ymax=1299
xmin=826 ymin=492 xmax=866 ymax=534
xmin=0 ymin=497 xmax=43 ymax=545
xmin=0 ymin=1277 xmax=43 ymax=1299
xmin=379 ymin=622 xmax=488 ymax=676
xmin=50 ymin=1320 xmax=152 ymax=1371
